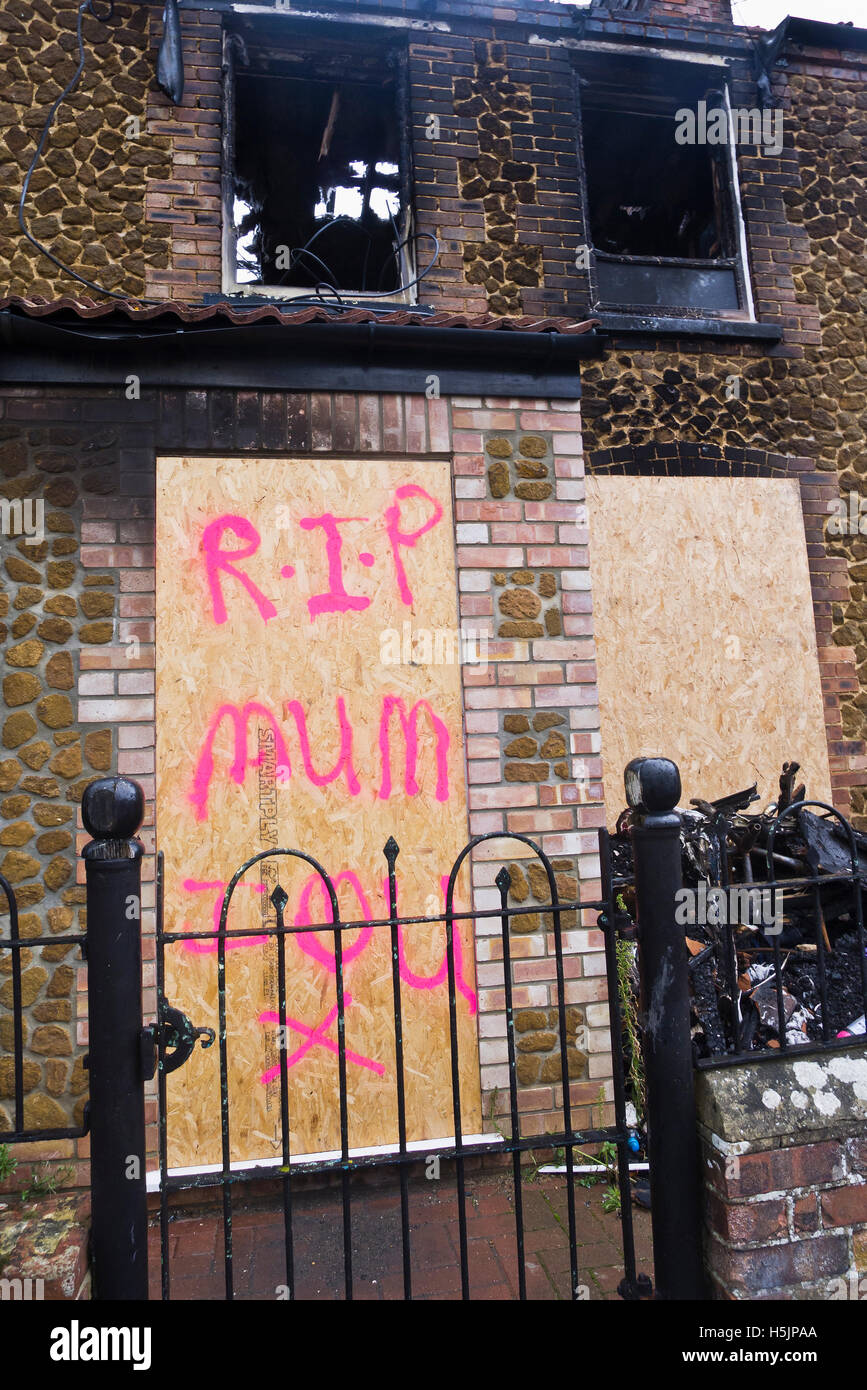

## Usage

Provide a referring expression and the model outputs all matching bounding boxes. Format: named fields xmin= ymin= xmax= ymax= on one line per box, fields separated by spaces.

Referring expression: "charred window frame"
xmin=573 ymin=54 xmax=755 ymax=321
xmin=221 ymin=24 xmax=415 ymax=304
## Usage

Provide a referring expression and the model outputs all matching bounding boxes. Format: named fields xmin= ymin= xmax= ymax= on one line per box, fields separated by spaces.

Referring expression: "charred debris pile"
xmin=610 ymin=763 xmax=867 ymax=1058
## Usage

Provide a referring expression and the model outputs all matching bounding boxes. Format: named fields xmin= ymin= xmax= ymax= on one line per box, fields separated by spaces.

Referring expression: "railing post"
xmin=82 ymin=775 xmax=149 ymax=1301
xmin=626 ymin=756 xmax=705 ymax=1300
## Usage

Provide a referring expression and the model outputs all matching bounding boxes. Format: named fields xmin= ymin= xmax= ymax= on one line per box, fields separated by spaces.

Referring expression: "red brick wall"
xmin=705 ymin=1139 xmax=867 ymax=1298
xmin=698 ymin=1048 xmax=867 ymax=1299
xmin=651 ymin=0 xmax=732 ymax=23
xmin=145 ymin=8 xmax=223 ymax=300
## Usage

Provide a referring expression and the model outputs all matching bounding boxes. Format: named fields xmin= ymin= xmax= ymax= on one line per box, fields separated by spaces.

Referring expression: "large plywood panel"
xmin=156 ymin=457 xmax=480 ymax=1168
xmin=586 ymin=476 xmax=832 ymax=820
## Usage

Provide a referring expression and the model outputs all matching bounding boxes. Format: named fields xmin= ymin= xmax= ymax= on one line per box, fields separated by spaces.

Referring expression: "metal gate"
xmin=149 ymin=828 xmax=652 ymax=1301
xmin=2 ymin=763 xmax=707 ymax=1301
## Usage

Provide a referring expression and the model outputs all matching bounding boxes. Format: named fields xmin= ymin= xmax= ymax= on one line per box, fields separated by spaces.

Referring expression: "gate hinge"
xmin=140 ymin=1004 xmax=215 ymax=1081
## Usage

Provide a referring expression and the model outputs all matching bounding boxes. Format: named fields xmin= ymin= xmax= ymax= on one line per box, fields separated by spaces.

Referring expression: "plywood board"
xmin=585 ymin=475 xmax=833 ymax=820
xmin=156 ymin=457 xmax=480 ymax=1168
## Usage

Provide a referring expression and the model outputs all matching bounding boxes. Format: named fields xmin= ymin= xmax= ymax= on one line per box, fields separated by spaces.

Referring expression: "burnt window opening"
xmin=224 ymin=28 xmax=413 ymax=301
xmin=575 ymin=54 xmax=754 ymax=319
xmin=582 ymin=108 xmax=723 ymax=260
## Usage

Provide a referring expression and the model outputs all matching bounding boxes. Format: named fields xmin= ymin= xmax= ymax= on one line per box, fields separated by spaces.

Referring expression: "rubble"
xmin=610 ymin=762 xmax=867 ymax=1059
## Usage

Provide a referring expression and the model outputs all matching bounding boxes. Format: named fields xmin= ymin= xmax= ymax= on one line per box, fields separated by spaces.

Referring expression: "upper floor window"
xmin=222 ymin=24 xmax=413 ymax=303
xmin=574 ymin=53 xmax=755 ymax=321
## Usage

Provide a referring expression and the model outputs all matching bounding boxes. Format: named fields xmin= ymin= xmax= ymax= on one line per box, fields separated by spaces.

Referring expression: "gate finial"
xmin=82 ymin=775 xmax=145 ymax=852
xmin=624 ymin=756 xmax=681 ymax=817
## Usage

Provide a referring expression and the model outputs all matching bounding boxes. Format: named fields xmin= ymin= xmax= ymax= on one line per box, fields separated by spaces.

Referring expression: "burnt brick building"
xmin=0 ymin=0 xmax=865 ymax=1202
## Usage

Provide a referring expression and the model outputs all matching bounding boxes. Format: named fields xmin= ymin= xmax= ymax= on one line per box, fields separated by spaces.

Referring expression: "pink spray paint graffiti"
xmin=179 ymin=879 xmax=268 ymax=953
xmin=198 ymin=483 xmax=444 ymax=628
xmin=384 ymin=485 xmax=443 ymax=607
xmin=394 ymin=875 xmax=478 ymax=1016
xmin=188 ymin=700 xmax=291 ymax=822
xmin=253 ymin=868 xmax=478 ymax=1083
xmin=377 ymin=696 xmax=450 ymax=804
xmin=179 ymin=476 xmax=475 ymax=1096
xmin=259 ymin=996 xmax=386 ymax=1081
xmin=189 ymin=697 xmax=364 ymax=821
xmin=201 ymin=515 xmax=277 ymax=625
xmin=292 ymin=870 xmax=375 ymax=973
xmin=175 ymin=866 xmax=478 ymax=1081
xmin=189 ymin=694 xmax=449 ymax=821
xmin=299 ymin=513 xmax=371 ymax=619
xmin=282 ymin=698 xmax=361 ymax=796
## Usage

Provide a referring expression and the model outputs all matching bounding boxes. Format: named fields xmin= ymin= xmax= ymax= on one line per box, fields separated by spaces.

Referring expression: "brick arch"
xmin=588 ymin=442 xmax=800 ymax=479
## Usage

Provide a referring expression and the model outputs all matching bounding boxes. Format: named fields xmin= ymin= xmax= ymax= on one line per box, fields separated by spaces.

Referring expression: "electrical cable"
xmin=271 ymin=210 xmax=439 ymax=304
xmin=18 ymin=1 xmax=440 ymax=314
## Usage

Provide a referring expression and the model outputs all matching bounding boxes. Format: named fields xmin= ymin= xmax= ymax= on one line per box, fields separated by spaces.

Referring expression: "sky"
xmin=731 ymin=0 xmax=867 ymax=26
xmin=562 ymin=0 xmax=867 ymax=27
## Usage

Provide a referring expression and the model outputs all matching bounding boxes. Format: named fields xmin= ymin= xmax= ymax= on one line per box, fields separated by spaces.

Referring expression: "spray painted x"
xmin=258 ymin=993 xmax=385 ymax=1084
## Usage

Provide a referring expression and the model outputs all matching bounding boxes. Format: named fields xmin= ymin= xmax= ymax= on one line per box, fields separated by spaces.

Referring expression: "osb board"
xmin=155 ymin=456 xmax=480 ymax=1168
xmin=585 ymin=475 xmax=833 ymax=820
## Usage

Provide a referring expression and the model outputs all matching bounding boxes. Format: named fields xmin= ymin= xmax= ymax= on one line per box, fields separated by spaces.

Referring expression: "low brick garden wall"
xmin=0 ymin=1190 xmax=90 ymax=1300
xmin=698 ymin=1041 xmax=867 ymax=1299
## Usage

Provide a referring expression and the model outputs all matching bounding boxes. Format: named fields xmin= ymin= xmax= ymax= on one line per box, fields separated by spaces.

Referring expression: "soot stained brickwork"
xmin=456 ymin=40 xmax=542 ymax=314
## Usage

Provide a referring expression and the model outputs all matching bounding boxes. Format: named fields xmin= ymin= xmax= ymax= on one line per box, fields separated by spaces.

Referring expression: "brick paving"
xmin=147 ymin=1170 xmax=653 ymax=1301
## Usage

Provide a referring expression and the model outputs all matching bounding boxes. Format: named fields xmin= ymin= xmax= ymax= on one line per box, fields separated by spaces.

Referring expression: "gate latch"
xmin=140 ymin=1004 xmax=215 ymax=1081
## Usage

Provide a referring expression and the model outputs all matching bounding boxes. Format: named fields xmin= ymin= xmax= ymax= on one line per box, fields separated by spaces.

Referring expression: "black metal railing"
xmin=2 ymin=764 xmax=720 ymax=1302
xmin=1 ymin=776 xmax=150 ymax=1300
xmin=0 ymin=872 xmax=86 ymax=1146
xmin=153 ymin=828 xmax=652 ymax=1301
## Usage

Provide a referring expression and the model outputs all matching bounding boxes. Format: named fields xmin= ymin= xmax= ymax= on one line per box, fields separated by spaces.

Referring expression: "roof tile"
xmin=0 ymin=295 xmax=599 ymax=336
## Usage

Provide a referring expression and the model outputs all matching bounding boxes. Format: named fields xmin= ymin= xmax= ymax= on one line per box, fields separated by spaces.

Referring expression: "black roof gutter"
xmin=0 ymin=310 xmax=604 ymax=399
xmin=782 ymin=16 xmax=867 ymax=54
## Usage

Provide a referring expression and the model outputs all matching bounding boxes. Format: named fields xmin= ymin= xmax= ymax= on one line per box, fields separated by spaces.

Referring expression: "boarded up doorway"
xmin=155 ymin=456 xmax=480 ymax=1169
